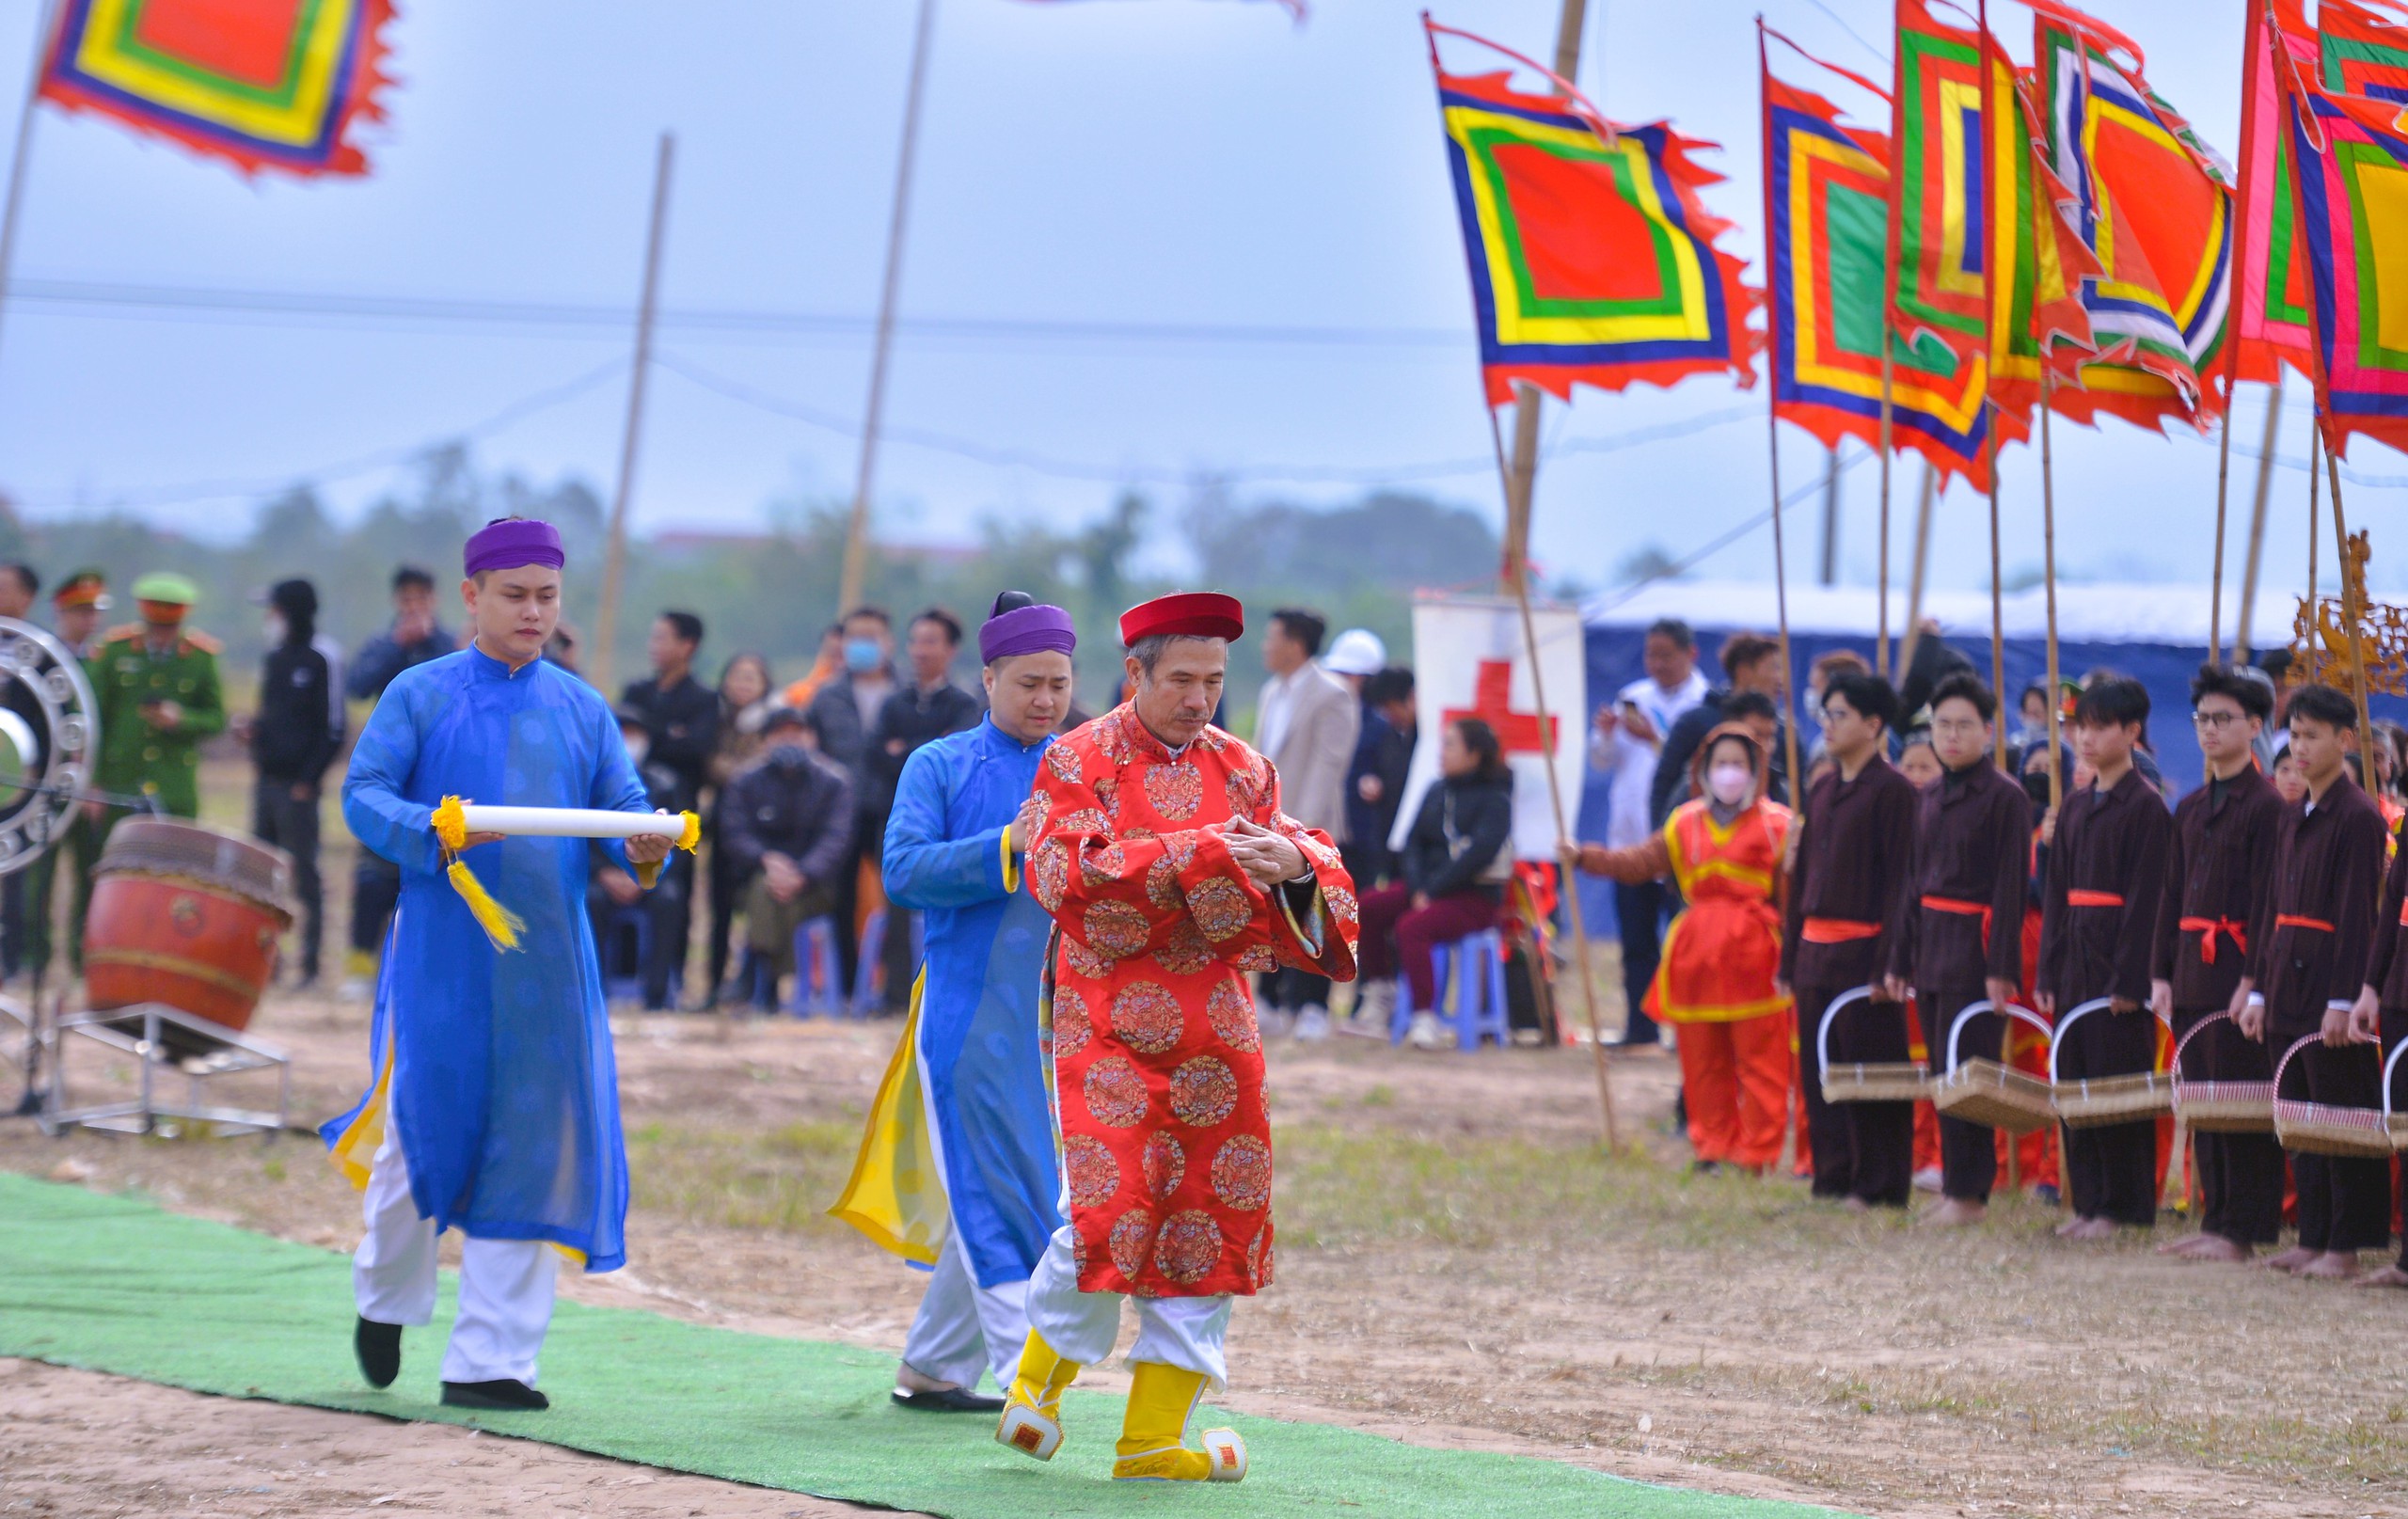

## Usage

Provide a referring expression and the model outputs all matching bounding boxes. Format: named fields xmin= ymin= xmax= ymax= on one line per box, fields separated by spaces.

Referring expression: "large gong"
xmin=0 ymin=615 xmax=96 ymax=875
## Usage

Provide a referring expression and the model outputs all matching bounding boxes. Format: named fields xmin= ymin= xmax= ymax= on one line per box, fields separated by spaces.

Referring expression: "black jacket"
xmin=1402 ymin=770 xmax=1514 ymax=899
xmin=865 ymin=679 xmax=984 ymax=817
xmin=348 ymin=624 xmax=456 ymax=702
xmin=803 ymin=668 xmax=902 ymax=776
xmin=252 ymin=635 xmax=343 ymax=784
xmin=619 ymin=672 xmax=721 ymax=811
xmin=719 ymin=744 xmax=858 ymax=889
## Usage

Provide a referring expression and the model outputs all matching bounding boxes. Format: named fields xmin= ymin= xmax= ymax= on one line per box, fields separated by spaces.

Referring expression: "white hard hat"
xmin=1323 ymin=628 xmax=1386 ymax=676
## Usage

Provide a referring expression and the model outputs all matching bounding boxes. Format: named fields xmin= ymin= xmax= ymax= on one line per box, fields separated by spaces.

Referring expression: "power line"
xmin=5 ymin=277 xmax=1472 ymax=354
xmin=6 ymin=356 xmax=627 ymax=513
xmin=1588 ymin=445 xmax=1876 ymax=616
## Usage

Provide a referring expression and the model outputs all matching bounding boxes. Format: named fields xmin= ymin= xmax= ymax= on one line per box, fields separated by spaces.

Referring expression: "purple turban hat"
xmin=980 ymin=602 xmax=1076 ymax=664
xmin=464 ymin=517 xmax=564 ymax=578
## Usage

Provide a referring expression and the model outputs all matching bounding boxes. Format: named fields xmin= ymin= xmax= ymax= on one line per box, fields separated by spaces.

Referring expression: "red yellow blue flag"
xmin=2231 ymin=0 xmax=2320 ymax=385
xmin=1428 ymin=19 xmax=1758 ymax=407
xmin=2280 ymin=45 xmax=2408 ymax=456
xmin=39 ymin=0 xmax=395 ymax=179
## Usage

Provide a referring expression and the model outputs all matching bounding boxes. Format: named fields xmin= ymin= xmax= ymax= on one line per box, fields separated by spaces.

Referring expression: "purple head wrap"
xmin=980 ymin=603 xmax=1077 ymax=664
xmin=464 ymin=517 xmax=564 ymax=578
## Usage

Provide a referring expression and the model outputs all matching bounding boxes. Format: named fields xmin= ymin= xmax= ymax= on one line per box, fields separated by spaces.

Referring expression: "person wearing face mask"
xmin=805 ymin=606 xmax=903 ymax=999
xmin=1564 ymin=724 xmax=1795 ymax=1174
xmin=248 ymin=578 xmax=346 ymax=987
xmin=833 ymin=593 xmax=1076 ymax=1416
xmin=716 ymin=706 xmax=857 ymax=1008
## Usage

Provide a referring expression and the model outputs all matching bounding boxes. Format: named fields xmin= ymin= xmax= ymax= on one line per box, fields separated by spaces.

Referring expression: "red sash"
xmin=2177 ymin=916 xmax=2249 ymax=964
xmin=1801 ymin=917 xmax=1882 ymax=944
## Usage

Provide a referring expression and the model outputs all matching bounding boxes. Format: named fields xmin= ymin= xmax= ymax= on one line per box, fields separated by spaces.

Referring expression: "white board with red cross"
xmin=1386 ymin=594 xmax=1587 ymax=862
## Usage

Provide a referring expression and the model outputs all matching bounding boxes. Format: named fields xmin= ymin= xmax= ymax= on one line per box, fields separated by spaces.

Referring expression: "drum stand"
xmin=40 ymin=1001 xmax=290 ymax=1139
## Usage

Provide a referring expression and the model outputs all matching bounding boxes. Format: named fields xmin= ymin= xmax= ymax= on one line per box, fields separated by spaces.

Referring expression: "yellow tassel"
xmin=447 ymin=859 xmax=526 ymax=952
xmin=432 ymin=795 xmax=469 ymax=854
xmin=676 ymin=811 xmax=703 ymax=852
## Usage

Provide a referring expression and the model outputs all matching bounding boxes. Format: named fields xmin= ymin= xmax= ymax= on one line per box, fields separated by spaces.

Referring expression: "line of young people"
xmin=1571 ymin=656 xmax=2408 ymax=1270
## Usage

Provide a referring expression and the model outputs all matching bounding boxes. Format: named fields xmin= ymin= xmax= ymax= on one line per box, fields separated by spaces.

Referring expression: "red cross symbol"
xmin=1442 ymin=658 xmax=1556 ymax=753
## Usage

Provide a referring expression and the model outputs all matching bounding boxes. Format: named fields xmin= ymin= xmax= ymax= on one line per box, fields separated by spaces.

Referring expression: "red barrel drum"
xmin=84 ymin=817 xmax=295 ymax=1034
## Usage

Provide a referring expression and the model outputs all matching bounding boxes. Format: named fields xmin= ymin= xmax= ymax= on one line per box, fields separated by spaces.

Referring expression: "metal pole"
xmin=1818 ymin=447 xmax=1841 ymax=587
xmin=2232 ymin=370 xmax=2284 ymax=663
xmin=0 ymin=1 xmax=56 ymax=377
xmin=592 ymin=132 xmax=675 ymax=696
xmin=838 ymin=0 xmax=941 ymax=616
xmin=1496 ymin=0 xmax=1592 ymax=593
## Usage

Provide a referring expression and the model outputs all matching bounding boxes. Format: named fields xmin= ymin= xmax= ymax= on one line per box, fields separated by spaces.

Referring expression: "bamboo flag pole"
xmin=1877 ymin=328 xmax=1893 ymax=675
xmin=837 ymin=0 xmax=940 ymax=617
xmin=591 ymin=131 xmax=675 ymax=697
xmin=1898 ymin=460 xmax=1937 ymax=675
xmin=1490 ymin=396 xmax=1621 ymax=1149
xmin=2232 ymin=370 xmax=2285 ymax=662
xmin=1977 ymin=0 xmax=2007 ymax=772
xmin=2322 ymin=439 xmax=2377 ymax=796
xmin=2306 ymin=423 xmax=2321 ymax=683
xmin=1755 ymin=21 xmax=1806 ymax=821
xmin=0 ymin=1 xmax=56 ymax=378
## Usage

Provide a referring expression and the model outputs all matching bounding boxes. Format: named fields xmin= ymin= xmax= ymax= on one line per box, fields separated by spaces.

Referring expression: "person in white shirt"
xmin=1587 ymin=618 xmax=1709 ymax=1047
xmin=1253 ymin=607 xmax=1360 ymax=1040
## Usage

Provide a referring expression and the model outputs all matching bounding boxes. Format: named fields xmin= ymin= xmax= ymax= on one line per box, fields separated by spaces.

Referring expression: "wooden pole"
xmin=837 ymin=0 xmax=940 ymax=617
xmin=1898 ymin=460 xmax=1937 ymax=675
xmin=2038 ymin=379 xmax=2063 ymax=817
xmin=0 ymin=1 xmax=55 ymax=377
xmin=591 ymin=131 xmax=674 ymax=697
xmin=1766 ymin=362 xmax=1807 ymax=831
xmin=1489 ymin=402 xmax=1619 ymax=1149
xmin=1818 ymin=447 xmax=1841 ymax=587
xmin=1977 ymin=0 xmax=2007 ymax=773
xmin=2232 ymin=370 xmax=2285 ymax=663
xmin=2323 ymin=439 xmax=2378 ymax=793
xmin=1877 ymin=337 xmax=1893 ymax=675
xmin=2306 ymin=423 xmax=2321 ymax=683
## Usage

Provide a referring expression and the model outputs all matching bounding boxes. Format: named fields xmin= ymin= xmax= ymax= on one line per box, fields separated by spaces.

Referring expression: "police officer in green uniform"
xmin=71 ymin=572 xmax=226 ymax=959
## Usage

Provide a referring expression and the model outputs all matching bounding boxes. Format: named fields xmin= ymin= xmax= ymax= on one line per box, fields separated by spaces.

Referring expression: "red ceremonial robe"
xmin=1023 ymin=702 xmax=1359 ymax=1300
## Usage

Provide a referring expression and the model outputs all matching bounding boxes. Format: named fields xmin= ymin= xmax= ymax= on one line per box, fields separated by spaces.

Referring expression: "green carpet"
xmin=0 ymin=1173 xmax=1850 ymax=1518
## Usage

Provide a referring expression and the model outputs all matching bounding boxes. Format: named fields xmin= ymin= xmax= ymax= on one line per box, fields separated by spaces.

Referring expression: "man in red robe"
xmin=995 ymin=592 xmax=1358 ymax=1485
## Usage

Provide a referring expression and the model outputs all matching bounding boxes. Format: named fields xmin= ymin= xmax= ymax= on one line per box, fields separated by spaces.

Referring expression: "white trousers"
xmin=899 ymin=1225 xmax=1030 ymax=1391
xmin=1023 ymin=1221 xmax=1232 ymax=1388
xmin=353 ymin=1112 xmax=559 ymax=1386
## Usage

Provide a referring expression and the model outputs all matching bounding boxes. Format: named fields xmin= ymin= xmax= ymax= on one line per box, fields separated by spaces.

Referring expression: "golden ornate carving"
xmin=2289 ymin=531 xmax=2408 ymax=696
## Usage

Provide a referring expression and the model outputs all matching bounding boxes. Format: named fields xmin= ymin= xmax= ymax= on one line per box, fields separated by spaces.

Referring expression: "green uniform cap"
xmin=130 ymin=572 xmax=198 ymax=607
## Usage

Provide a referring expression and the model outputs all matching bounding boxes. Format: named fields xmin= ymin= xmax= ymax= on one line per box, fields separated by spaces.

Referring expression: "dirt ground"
xmin=5 ymin=982 xmax=2408 ymax=1519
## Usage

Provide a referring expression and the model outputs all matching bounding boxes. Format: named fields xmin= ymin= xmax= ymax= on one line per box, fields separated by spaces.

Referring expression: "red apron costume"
xmin=1027 ymin=700 xmax=1358 ymax=1297
xmin=1578 ymin=724 xmax=1795 ymax=1171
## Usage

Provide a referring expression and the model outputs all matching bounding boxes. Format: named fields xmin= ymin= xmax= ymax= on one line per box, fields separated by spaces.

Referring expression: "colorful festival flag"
xmin=2311 ymin=0 xmax=2408 ymax=101
xmin=1761 ymin=55 xmax=1986 ymax=487
xmin=39 ymin=0 xmax=395 ymax=178
xmin=2231 ymin=0 xmax=2320 ymax=385
xmin=2281 ymin=56 xmax=2408 ymax=456
xmin=1429 ymin=22 xmax=1758 ymax=406
xmin=2030 ymin=5 xmax=2231 ymax=434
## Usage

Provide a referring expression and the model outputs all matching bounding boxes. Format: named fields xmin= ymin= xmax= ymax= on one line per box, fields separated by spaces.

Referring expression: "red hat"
xmin=1119 ymin=592 xmax=1244 ymax=647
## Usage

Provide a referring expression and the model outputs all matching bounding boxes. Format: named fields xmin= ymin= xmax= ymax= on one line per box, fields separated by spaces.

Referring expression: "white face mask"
xmin=625 ymin=737 xmax=650 ymax=767
xmin=1706 ymin=761 xmax=1753 ymax=807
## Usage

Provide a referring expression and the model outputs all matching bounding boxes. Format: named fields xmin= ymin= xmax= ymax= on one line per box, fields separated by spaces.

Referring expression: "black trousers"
xmin=640 ymin=850 xmax=693 ymax=1011
xmin=1339 ymin=841 xmax=1391 ymax=894
xmin=2387 ymin=1008 xmax=2408 ymax=1270
xmin=2278 ymin=1019 xmax=2393 ymax=1253
xmin=252 ymin=777 xmax=324 ymax=981
xmin=1796 ymin=982 xmax=1913 ymax=1206
xmin=705 ymin=824 xmax=741 ymax=999
xmin=2054 ymin=997 xmax=2160 ymax=1227
xmin=351 ymin=852 xmax=401 ymax=957
xmin=1265 ymin=966 xmax=1332 ymax=1014
xmin=1920 ymin=984 xmax=2000 ymax=1203
xmin=2174 ymin=1005 xmax=2283 ymax=1245
xmin=1614 ymin=878 xmax=1671 ymax=1045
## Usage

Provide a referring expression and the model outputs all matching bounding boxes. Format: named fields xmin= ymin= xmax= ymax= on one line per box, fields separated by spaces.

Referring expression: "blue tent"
xmin=1575 ymin=579 xmax=2401 ymax=940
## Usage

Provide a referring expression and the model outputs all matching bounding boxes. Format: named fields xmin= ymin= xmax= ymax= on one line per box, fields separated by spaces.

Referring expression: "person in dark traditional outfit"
xmin=1781 ymin=671 xmax=1919 ymax=1210
xmin=995 ymin=592 xmax=1358 ymax=1485
xmin=1884 ymin=674 xmax=2032 ymax=1227
xmin=2151 ymin=664 xmax=2284 ymax=1261
xmin=2036 ymin=676 xmax=2174 ymax=1239
xmin=2240 ymin=684 xmax=2390 ymax=1279
xmin=323 ymin=518 xmax=673 ymax=1412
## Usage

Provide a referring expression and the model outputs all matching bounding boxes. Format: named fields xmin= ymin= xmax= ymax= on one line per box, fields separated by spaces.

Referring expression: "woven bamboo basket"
xmin=2271 ymin=1035 xmax=2395 ymax=1160
xmin=1929 ymin=999 xmax=2056 ymax=1135
xmin=2050 ymin=998 xmax=2175 ymax=1130
xmin=2168 ymin=1010 xmax=2273 ymax=1134
xmin=1816 ymin=985 xmax=1929 ymax=1103
xmin=2385 ymin=1041 xmax=2408 ymax=1153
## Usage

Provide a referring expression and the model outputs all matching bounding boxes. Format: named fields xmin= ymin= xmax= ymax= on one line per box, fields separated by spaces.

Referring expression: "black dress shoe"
xmin=891 ymin=1385 xmax=1006 ymax=1413
xmin=441 ymin=1378 xmax=549 ymax=1411
xmin=355 ymin=1318 xmax=402 ymax=1389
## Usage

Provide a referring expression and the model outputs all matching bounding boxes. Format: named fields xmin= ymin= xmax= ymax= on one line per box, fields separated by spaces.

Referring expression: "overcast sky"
xmin=0 ymin=0 xmax=2384 ymax=608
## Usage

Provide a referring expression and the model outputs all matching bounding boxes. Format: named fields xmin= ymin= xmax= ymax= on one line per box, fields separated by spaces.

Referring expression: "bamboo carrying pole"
xmin=837 ymin=0 xmax=940 ymax=617
xmin=591 ymin=132 xmax=675 ymax=697
xmin=2232 ymin=370 xmax=2285 ymax=663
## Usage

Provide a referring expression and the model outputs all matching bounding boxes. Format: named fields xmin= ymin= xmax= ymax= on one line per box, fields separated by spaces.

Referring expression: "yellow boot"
xmin=1111 ymin=1362 xmax=1246 ymax=1482
xmin=994 ymin=1330 xmax=1080 ymax=1461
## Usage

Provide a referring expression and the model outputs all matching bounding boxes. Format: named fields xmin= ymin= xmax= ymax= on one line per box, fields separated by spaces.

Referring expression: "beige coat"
xmin=1255 ymin=660 xmax=1361 ymax=841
